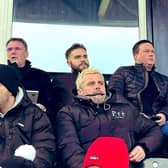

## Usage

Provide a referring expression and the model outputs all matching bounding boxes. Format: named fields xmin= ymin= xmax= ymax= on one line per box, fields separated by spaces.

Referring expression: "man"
xmin=6 ymin=37 xmax=52 ymax=111
xmin=66 ymin=43 xmax=89 ymax=72
xmin=51 ymin=43 xmax=90 ymax=112
xmin=0 ymin=64 xmax=56 ymax=167
xmin=108 ymin=40 xmax=168 ymax=129
xmin=56 ymin=67 xmax=163 ymax=168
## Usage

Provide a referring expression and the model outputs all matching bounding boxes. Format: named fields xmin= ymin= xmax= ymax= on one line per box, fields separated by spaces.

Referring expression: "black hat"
xmin=0 ymin=157 xmax=30 ymax=168
xmin=0 ymin=64 xmax=20 ymax=97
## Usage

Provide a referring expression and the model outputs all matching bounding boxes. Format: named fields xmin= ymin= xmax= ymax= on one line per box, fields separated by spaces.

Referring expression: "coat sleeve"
xmin=135 ymin=115 xmax=163 ymax=154
xmin=56 ymin=108 xmax=85 ymax=168
xmin=31 ymin=108 xmax=56 ymax=168
xmin=157 ymin=77 xmax=168 ymax=119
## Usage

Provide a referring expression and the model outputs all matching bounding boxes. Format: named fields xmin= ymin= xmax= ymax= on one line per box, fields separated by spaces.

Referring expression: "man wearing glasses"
xmin=6 ymin=37 xmax=52 ymax=112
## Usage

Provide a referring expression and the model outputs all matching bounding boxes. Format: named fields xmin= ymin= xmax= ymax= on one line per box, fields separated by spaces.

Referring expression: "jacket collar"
xmin=134 ymin=63 xmax=155 ymax=72
xmin=73 ymin=89 xmax=129 ymax=109
xmin=9 ymin=87 xmax=24 ymax=111
xmin=4 ymin=87 xmax=32 ymax=117
xmin=73 ymin=90 xmax=111 ymax=107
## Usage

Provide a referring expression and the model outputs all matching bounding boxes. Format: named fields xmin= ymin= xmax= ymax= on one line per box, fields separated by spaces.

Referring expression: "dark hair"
xmin=6 ymin=37 xmax=28 ymax=51
xmin=65 ymin=43 xmax=87 ymax=59
xmin=132 ymin=40 xmax=153 ymax=55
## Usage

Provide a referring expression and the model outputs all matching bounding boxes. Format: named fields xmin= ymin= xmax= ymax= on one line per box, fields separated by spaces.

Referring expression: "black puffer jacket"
xmin=0 ymin=87 xmax=56 ymax=168
xmin=108 ymin=64 xmax=168 ymax=119
xmin=56 ymin=91 xmax=163 ymax=168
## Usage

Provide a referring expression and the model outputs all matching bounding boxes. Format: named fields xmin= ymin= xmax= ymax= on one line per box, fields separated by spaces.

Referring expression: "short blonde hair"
xmin=76 ymin=67 xmax=104 ymax=89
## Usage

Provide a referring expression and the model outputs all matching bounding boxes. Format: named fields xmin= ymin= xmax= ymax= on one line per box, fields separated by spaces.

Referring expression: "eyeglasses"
xmin=6 ymin=46 xmax=23 ymax=52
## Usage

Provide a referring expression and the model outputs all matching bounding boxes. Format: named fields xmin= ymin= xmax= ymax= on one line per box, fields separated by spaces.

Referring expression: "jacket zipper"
xmin=137 ymin=70 xmax=149 ymax=113
xmin=151 ymin=74 xmax=160 ymax=112
xmin=152 ymin=74 xmax=161 ymax=93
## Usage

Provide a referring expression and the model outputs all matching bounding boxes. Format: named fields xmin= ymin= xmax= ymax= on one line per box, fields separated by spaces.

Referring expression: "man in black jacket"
xmin=6 ymin=37 xmax=52 ymax=112
xmin=0 ymin=64 xmax=56 ymax=168
xmin=56 ymin=67 xmax=163 ymax=168
xmin=108 ymin=40 xmax=168 ymax=135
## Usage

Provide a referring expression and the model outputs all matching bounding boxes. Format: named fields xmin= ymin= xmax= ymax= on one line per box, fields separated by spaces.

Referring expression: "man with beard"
xmin=51 ymin=43 xmax=90 ymax=113
xmin=56 ymin=68 xmax=163 ymax=168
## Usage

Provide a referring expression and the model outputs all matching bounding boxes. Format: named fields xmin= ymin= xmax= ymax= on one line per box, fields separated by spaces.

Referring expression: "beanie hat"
xmin=0 ymin=156 xmax=30 ymax=168
xmin=0 ymin=64 xmax=20 ymax=97
xmin=82 ymin=137 xmax=129 ymax=168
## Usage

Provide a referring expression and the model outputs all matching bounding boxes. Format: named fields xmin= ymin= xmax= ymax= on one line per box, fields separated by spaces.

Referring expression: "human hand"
xmin=36 ymin=103 xmax=47 ymax=111
xmin=155 ymin=113 xmax=166 ymax=126
xmin=129 ymin=145 xmax=145 ymax=162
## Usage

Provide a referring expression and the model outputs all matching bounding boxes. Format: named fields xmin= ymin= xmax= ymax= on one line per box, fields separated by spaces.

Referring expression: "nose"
xmin=149 ymin=50 xmax=155 ymax=55
xmin=80 ymin=55 xmax=86 ymax=61
xmin=95 ymin=83 xmax=101 ymax=90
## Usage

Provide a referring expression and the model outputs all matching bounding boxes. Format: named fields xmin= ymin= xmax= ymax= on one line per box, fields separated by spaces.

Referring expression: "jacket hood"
xmin=9 ymin=87 xmax=24 ymax=111
xmin=72 ymin=89 xmax=129 ymax=111
xmin=3 ymin=87 xmax=32 ymax=117
xmin=72 ymin=92 xmax=112 ymax=113
xmin=75 ymin=91 xmax=112 ymax=104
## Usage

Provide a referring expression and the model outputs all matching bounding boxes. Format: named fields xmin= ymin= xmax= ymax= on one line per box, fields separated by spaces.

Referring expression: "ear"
xmin=77 ymin=88 xmax=83 ymax=95
xmin=9 ymin=91 xmax=13 ymax=96
xmin=134 ymin=54 xmax=142 ymax=64
xmin=25 ymin=50 xmax=29 ymax=59
xmin=134 ymin=54 xmax=138 ymax=61
xmin=67 ymin=59 xmax=71 ymax=67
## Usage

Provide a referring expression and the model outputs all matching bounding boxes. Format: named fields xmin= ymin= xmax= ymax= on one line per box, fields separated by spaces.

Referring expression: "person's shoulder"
xmin=31 ymin=67 xmax=48 ymax=74
xmin=154 ymin=71 xmax=168 ymax=81
xmin=59 ymin=103 xmax=79 ymax=112
xmin=16 ymin=102 xmax=45 ymax=123
xmin=114 ymin=65 xmax=135 ymax=74
xmin=30 ymin=67 xmax=50 ymax=79
xmin=23 ymin=103 xmax=44 ymax=115
xmin=116 ymin=65 xmax=134 ymax=71
xmin=57 ymin=103 xmax=83 ymax=118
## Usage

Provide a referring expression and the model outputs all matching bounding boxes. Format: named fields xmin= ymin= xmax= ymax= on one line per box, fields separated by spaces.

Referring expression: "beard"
xmin=73 ymin=62 xmax=89 ymax=72
xmin=91 ymin=96 xmax=106 ymax=104
xmin=79 ymin=64 xmax=89 ymax=71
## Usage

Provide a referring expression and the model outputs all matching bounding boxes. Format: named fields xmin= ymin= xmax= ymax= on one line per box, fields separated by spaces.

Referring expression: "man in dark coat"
xmin=0 ymin=64 xmax=56 ymax=168
xmin=6 ymin=37 xmax=52 ymax=112
xmin=56 ymin=67 xmax=163 ymax=168
xmin=108 ymin=40 xmax=168 ymax=128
